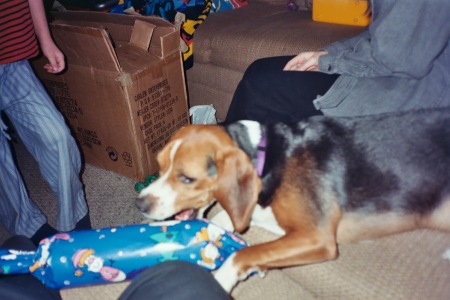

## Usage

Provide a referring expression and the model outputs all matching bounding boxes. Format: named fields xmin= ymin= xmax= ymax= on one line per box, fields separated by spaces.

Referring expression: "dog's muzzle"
xmin=134 ymin=196 xmax=198 ymax=221
xmin=135 ymin=197 xmax=151 ymax=213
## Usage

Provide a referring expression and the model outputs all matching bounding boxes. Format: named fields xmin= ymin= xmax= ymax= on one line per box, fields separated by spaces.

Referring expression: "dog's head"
xmin=136 ymin=124 xmax=262 ymax=232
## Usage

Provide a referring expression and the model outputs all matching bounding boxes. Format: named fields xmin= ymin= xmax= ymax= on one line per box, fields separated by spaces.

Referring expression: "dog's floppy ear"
xmin=156 ymin=138 xmax=181 ymax=170
xmin=213 ymin=147 xmax=261 ymax=233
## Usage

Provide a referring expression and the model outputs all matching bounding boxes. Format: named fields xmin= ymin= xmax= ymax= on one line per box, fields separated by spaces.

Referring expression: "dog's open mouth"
xmin=174 ymin=208 xmax=198 ymax=221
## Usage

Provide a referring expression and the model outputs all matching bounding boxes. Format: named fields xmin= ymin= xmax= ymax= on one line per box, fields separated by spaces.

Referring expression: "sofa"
xmin=185 ymin=0 xmax=363 ymax=121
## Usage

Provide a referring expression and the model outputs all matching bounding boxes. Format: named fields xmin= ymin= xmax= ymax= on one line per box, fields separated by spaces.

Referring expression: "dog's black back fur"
xmin=226 ymin=108 xmax=450 ymax=216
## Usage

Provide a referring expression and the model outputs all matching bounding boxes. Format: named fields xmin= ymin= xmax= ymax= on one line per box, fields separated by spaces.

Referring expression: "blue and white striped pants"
xmin=0 ymin=60 xmax=88 ymax=237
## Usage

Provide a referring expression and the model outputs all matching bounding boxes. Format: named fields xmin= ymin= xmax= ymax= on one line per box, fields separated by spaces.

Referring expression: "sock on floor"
xmin=74 ymin=213 xmax=92 ymax=231
xmin=30 ymin=223 xmax=58 ymax=246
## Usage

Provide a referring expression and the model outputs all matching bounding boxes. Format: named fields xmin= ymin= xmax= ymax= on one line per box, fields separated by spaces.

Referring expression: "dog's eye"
xmin=178 ymin=174 xmax=196 ymax=184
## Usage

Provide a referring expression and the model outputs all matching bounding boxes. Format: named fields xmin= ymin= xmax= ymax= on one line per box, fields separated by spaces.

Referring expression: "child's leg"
xmin=1 ymin=61 xmax=88 ymax=232
xmin=0 ymin=124 xmax=47 ymax=237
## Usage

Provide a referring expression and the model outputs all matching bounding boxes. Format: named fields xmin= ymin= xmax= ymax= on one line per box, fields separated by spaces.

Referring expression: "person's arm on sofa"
xmin=318 ymin=0 xmax=450 ymax=79
xmin=283 ymin=23 xmax=370 ymax=72
xmin=286 ymin=1 xmax=449 ymax=79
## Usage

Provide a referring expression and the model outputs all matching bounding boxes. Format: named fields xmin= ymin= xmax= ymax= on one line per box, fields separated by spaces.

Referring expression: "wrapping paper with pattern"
xmin=0 ymin=219 xmax=247 ymax=289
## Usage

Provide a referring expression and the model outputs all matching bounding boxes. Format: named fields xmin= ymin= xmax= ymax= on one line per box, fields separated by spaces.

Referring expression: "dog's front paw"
xmin=215 ymin=253 xmax=260 ymax=292
xmin=214 ymin=254 xmax=240 ymax=293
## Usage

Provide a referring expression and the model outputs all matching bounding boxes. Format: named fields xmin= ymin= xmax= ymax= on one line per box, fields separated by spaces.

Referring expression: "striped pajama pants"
xmin=0 ymin=60 xmax=88 ymax=237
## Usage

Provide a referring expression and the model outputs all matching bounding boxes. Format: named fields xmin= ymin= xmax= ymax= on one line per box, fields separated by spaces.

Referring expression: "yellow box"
xmin=313 ymin=0 xmax=371 ymax=26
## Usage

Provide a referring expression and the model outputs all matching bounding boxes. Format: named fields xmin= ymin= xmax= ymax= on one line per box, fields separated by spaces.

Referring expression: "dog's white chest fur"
xmin=211 ymin=204 xmax=285 ymax=236
xmin=251 ymin=205 xmax=285 ymax=235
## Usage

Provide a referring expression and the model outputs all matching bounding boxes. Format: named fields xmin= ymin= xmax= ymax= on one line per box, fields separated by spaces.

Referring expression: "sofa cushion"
xmin=194 ymin=3 xmax=363 ymax=72
xmin=282 ymin=229 xmax=450 ymax=299
xmin=232 ymin=225 xmax=450 ymax=300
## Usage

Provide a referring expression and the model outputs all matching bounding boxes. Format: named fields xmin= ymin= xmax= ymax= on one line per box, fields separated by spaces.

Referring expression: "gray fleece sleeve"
xmin=318 ymin=0 xmax=450 ymax=79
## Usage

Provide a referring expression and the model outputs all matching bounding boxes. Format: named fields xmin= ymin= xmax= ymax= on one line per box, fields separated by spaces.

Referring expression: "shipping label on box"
xmin=32 ymin=12 xmax=189 ymax=180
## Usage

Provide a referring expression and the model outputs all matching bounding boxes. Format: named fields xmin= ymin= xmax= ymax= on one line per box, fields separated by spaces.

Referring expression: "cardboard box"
xmin=313 ymin=0 xmax=371 ymax=26
xmin=32 ymin=11 xmax=189 ymax=180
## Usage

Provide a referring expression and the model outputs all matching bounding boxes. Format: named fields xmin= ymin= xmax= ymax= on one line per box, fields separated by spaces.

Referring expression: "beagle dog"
xmin=136 ymin=107 xmax=450 ymax=293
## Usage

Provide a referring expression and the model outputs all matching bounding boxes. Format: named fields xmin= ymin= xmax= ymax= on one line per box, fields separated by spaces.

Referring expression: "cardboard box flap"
xmin=51 ymin=24 xmax=121 ymax=73
xmin=150 ymin=28 xmax=180 ymax=58
xmin=130 ymin=19 xmax=155 ymax=51
xmin=115 ymin=44 xmax=160 ymax=75
xmin=129 ymin=19 xmax=179 ymax=58
xmin=51 ymin=11 xmax=175 ymax=29
xmin=51 ymin=11 xmax=178 ymax=55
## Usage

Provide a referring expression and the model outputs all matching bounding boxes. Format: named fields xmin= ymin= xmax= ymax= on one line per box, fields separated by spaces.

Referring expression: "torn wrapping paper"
xmin=0 ymin=219 xmax=247 ymax=289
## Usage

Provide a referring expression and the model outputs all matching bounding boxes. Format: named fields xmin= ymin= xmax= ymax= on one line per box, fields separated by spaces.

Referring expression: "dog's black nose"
xmin=135 ymin=197 xmax=151 ymax=213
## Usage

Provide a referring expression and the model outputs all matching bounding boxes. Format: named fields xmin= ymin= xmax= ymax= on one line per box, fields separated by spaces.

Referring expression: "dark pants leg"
xmin=0 ymin=236 xmax=61 ymax=300
xmin=119 ymin=261 xmax=230 ymax=300
xmin=226 ymin=56 xmax=339 ymax=124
